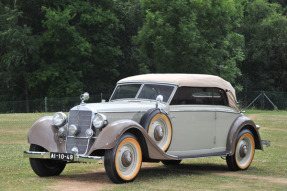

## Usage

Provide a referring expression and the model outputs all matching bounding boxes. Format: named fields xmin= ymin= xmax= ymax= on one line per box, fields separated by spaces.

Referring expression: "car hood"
xmin=81 ymin=100 xmax=167 ymax=113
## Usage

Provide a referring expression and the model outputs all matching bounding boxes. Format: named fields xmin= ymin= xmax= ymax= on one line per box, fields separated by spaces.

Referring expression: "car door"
xmin=167 ymin=87 xmax=216 ymax=157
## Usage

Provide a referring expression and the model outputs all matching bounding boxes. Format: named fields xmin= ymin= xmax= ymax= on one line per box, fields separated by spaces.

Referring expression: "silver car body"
xmin=25 ymin=74 xmax=263 ymax=161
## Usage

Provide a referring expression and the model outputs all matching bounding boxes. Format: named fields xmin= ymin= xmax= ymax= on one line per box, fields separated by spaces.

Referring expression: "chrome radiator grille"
xmin=66 ymin=109 xmax=94 ymax=154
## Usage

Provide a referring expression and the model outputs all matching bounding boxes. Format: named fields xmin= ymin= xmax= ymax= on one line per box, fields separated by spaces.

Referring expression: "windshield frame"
xmin=109 ymin=82 xmax=178 ymax=104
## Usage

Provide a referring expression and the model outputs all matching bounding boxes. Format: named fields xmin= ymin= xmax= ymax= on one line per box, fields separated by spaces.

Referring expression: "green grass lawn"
xmin=0 ymin=110 xmax=286 ymax=190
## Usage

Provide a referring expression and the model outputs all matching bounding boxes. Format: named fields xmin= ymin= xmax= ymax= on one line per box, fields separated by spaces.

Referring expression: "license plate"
xmin=50 ymin=152 xmax=74 ymax=162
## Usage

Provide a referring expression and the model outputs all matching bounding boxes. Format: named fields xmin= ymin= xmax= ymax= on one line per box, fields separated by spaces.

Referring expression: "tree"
xmin=0 ymin=4 xmax=39 ymax=112
xmin=29 ymin=0 xmax=123 ymax=98
xmin=134 ymin=0 xmax=244 ymax=85
xmin=239 ymin=0 xmax=287 ymax=91
xmin=113 ymin=0 xmax=145 ymax=79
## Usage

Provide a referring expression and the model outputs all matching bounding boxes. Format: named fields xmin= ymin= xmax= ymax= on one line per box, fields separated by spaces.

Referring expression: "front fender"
xmin=87 ymin=119 xmax=178 ymax=160
xmin=226 ymin=115 xmax=263 ymax=155
xmin=28 ymin=116 xmax=66 ymax=152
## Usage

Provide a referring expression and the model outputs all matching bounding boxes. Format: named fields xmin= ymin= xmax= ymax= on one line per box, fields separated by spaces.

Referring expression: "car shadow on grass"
xmin=138 ymin=163 xmax=229 ymax=178
xmin=51 ymin=163 xmax=257 ymax=185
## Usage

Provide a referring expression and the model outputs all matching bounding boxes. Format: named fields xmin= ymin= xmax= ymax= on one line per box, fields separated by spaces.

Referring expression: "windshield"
xmin=110 ymin=83 xmax=175 ymax=102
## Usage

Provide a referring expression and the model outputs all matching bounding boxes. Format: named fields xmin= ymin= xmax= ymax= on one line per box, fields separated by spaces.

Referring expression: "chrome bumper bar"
xmin=23 ymin=151 xmax=103 ymax=163
xmin=262 ymin=140 xmax=271 ymax=147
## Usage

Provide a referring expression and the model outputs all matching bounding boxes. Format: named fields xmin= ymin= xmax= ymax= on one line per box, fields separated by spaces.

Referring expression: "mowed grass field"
xmin=0 ymin=110 xmax=286 ymax=190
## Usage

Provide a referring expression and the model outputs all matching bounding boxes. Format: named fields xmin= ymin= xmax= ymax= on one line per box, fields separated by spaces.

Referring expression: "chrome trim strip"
xmin=168 ymin=86 xmax=178 ymax=104
xmin=67 ymin=136 xmax=98 ymax=139
xmin=135 ymin=84 xmax=144 ymax=98
xmin=85 ymin=112 xmax=95 ymax=155
xmin=97 ymin=111 xmax=147 ymax=113
xmin=170 ymin=105 xmax=240 ymax=114
xmin=177 ymin=151 xmax=227 ymax=160
xmin=170 ymin=109 xmax=215 ymax=112
xmin=23 ymin=151 xmax=103 ymax=163
xmin=117 ymin=81 xmax=178 ymax=86
xmin=170 ymin=109 xmax=239 ymax=114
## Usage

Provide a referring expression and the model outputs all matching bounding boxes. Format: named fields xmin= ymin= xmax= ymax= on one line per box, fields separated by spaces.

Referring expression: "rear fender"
xmin=27 ymin=116 xmax=66 ymax=152
xmin=226 ymin=115 xmax=263 ymax=155
xmin=87 ymin=120 xmax=178 ymax=160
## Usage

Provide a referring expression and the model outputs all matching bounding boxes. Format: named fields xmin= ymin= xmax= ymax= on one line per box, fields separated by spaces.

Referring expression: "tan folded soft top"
xmin=118 ymin=74 xmax=239 ymax=111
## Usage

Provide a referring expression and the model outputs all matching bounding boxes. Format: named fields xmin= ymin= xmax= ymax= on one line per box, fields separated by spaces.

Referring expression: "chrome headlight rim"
xmin=93 ymin=113 xmax=107 ymax=129
xmin=53 ymin=112 xmax=67 ymax=127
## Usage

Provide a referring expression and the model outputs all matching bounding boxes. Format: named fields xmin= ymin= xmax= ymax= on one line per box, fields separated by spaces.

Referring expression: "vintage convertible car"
xmin=24 ymin=74 xmax=266 ymax=183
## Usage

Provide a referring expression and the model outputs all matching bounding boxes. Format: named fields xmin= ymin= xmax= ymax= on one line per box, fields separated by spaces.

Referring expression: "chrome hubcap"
xmin=154 ymin=125 xmax=164 ymax=141
xmin=239 ymin=145 xmax=248 ymax=158
xmin=121 ymin=150 xmax=133 ymax=167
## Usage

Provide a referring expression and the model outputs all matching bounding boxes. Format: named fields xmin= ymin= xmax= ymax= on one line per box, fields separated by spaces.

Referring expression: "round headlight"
xmin=53 ymin=112 xmax=67 ymax=127
xmin=93 ymin=113 xmax=107 ymax=129
xmin=69 ymin=124 xmax=78 ymax=136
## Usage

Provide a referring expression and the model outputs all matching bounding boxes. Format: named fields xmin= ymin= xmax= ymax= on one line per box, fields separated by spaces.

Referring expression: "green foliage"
xmin=113 ymin=0 xmax=145 ymax=78
xmin=32 ymin=1 xmax=123 ymax=97
xmin=0 ymin=0 xmax=287 ymax=109
xmin=0 ymin=4 xmax=39 ymax=107
xmin=134 ymin=0 xmax=244 ymax=84
xmin=239 ymin=0 xmax=287 ymax=91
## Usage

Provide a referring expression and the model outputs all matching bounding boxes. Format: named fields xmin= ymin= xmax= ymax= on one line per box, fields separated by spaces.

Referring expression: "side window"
xmin=170 ymin=87 xmax=228 ymax=106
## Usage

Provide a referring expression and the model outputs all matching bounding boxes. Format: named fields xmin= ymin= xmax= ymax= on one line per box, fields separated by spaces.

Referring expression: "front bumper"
xmin=23 ymin=151 xmax=103 ymax=163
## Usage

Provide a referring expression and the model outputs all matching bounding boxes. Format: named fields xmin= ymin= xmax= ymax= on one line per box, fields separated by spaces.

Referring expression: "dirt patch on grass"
xmin=247 ymin=114 xmax=260 ymax=120
xmin=261 ymin=127 xmax=287 ymax=132
xmin=48 ymin=168 xmax=112 ymax=191
xmin=48 ymin=163 xmax=155 ymax=191
xmin=271 ymin=142 xmax=287 ymax=148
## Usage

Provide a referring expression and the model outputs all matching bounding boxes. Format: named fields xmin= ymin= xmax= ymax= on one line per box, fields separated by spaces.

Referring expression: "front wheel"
xmin=226 ymin=129 xmax=255 ymax=171
xmin=29 ymin=144 xmax=66 ymax=177
xmin=104 ymin=133 xmax=142 ymax=183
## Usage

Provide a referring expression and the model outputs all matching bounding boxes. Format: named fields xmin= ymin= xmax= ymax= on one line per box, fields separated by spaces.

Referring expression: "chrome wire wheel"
xmin=148 ymin=114 xmax=172 ymax=151
xmin=235 ymin=133 xmax=255 ymax=169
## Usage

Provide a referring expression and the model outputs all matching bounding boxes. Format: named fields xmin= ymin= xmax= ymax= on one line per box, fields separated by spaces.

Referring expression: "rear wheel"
xmin=29 ymin=144 xmax=66 ymax=177
xmin=226 ymin=129 xmax=255 ymax=171
xmin=104 ymin=133 xmax=142 ymax=183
